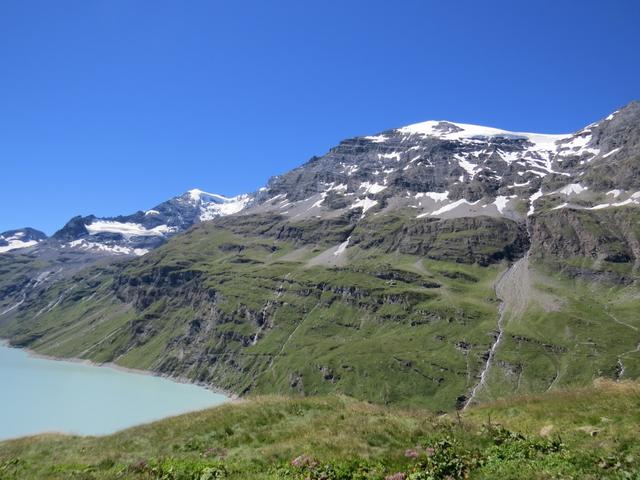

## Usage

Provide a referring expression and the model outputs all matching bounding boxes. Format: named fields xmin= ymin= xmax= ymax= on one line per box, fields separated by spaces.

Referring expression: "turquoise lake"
xmin=0 ymin=344 xmax=228 ymax=440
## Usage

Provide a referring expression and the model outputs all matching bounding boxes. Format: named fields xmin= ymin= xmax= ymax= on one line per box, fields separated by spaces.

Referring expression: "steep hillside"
xmin=1 ymin=102 xmax=639 ymax=411
xmin=0 ymin=212 xmax=513 ymax=410
xmin=2 ymin=206 xmax=639 ymax=411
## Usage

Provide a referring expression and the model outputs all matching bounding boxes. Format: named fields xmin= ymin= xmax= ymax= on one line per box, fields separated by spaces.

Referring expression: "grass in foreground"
xmin=1 ymin=380 xmax=639 ymax=479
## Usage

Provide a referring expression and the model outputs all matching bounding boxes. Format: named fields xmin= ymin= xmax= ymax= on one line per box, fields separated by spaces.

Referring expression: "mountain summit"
xmin=250 ymin=101 xmax=640 ymax=222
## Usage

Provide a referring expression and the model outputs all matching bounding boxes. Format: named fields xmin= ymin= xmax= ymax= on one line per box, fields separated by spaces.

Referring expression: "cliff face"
xmin=529 ymin=207 xmax=640 ymax=280
xmin=351 ymin=214 xmax=529 ymax=265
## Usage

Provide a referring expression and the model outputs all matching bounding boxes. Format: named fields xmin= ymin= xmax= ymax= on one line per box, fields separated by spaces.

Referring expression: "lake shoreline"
xmin=0 ymin=338 xmax=239 ymax=402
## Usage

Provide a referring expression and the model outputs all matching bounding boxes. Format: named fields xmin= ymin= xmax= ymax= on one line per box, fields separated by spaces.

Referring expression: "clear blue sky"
xmin=1 ymin=0 xmax=639 ymax=234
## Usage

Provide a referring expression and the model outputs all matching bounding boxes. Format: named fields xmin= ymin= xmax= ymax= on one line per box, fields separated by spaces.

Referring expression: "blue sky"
xmin=1 ymin=0 xmax=639 ymax=234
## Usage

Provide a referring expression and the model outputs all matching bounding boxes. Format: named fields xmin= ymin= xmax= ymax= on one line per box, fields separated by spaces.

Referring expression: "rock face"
xmin=249 ymin=101 xmax=640 ymax=223
xmin=531 ymin=207 xmax=640 ymax=261
xmin=351 ymin=214 xmax=529 ymax=265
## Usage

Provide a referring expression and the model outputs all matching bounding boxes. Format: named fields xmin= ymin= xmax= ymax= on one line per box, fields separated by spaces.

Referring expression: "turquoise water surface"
xmin=0 ymin=344 xmax=228 ymax=440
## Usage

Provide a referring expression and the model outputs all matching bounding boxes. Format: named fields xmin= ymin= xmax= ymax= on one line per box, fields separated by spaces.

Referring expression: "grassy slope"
xmin=0 ymin=217 xmax=506 ymax=411
xmin=0 ymin=380 xmax=638 ymax=479
xmin=476 ymin=263 xmax=640 ymax=404
xmin=1 ymin=210 xmax=639 ymax=412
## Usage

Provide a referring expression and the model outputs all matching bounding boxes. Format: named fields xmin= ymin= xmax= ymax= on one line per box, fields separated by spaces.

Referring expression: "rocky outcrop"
xmin=351 ymin=214 xmax=529 ymax=265
xmin=530 ymin=207 xmax=640 ymax=264
xmin=215 ymin=212 xmax=358 ymax=247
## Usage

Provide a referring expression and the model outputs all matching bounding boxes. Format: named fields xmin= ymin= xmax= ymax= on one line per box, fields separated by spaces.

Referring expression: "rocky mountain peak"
xmin=249 ymin=102 xmax=640 ymax=222
xmin=0 ymin=228 xmax=48 ymax=253
xmin=32 ymin=189 xmax=253 ymax=258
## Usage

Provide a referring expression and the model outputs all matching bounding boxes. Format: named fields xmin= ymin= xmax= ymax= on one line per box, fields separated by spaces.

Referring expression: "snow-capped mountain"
xmin=49 ymin=189 xmax=252 ymax=256
xmin=5 ymin=102 xmax=639 ymax=260
xmin=250 ymin=101 xmax=640 ymax=222
xmin=0 ymin=188 xmax=253 ymax=315
xmin=0 ymin=228 xmax=47 ymax=253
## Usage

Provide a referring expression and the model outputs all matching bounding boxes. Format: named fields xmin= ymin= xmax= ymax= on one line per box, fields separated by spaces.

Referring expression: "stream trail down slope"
xmin=463 ymin=254 xmax=530 ymax=409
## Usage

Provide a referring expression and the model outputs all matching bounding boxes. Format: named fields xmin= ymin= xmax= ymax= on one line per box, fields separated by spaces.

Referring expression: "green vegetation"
xmin=1 ymin=380 xmax=639 ymax=479
xmin=0 ymin=214 xmax=510 ymax=411
xmin=2 ymin=209 xmax=640 ymax=411
xmin=475 ymin=261 xmax=640 ymax=404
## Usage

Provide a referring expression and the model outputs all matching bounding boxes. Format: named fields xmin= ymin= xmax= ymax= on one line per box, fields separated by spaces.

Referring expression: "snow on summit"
xmin=186 ymin=189 xmax=251 ymax=220
xmin=397 ymin=120 xmax=570 ymax=150
xmin=186 ymin=188 xmax=231 ymax=203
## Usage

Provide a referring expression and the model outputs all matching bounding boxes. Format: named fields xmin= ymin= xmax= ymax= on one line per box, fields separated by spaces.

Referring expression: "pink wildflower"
xmin=385 ymin=473 xmax=407 ymax=480
xmin=404 ymin=448 xmax=419 ymax=458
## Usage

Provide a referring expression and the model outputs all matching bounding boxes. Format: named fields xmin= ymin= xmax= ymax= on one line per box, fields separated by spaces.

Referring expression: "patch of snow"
xmin=588 ymin=194 xmax=640 ymax=210
xmin=498 ymin=149 xmax=523 ymax=164
xmin=334 ymin=236 xmax=351 ymax=256
xmin=602 ymin=147 xmax=622 ymax=159
xmin=199 ymin=194 xmax=251 ymax=220
xmin=187 ymin=188 xmax=230 ymax=203
xmin=557 ymin=133 xmax=600 ymax=158
xmin=328 ymin=183 xmax=348 ymax=192
xmin=589 ymin=203 xmax=611 ymax=210
xmin=377 ymin=152 xmax=401 ymax=161
xmin=607 ymin=189 xmax=622 ymax=198
xmin=364 ymin=134 xmax=388 ymax=143
xmin=558 ymin=183 xmax=587 ymax=195
xmin=86 ymin=221 xmax=176 ymax=238
xmin=493 ymin=195 xmax=514 ymax=214
xmin=309 ymin=192 xmax=328 ymax=210
xmin=350 ymin=197 xmax=378 ymax=215
xmin=416 ymin=191 xmax=449 ymax=202
xmin=527 ymin=190 xmax=544 ymax=216
xmin=398 ymin=120 xmax=569 ymax=150
xmin=552 ymin=203 xmax=569 ymax=210
xmin=360 ymin=182 xmax=387 ymax=194
xmin=455 ymin=154 xmax=480 ymax=177
xmin=0 ymin=239 xmax=39 ymax=253
xmin=66 ymin=239 xmax=148 ymax=256
xmin=426 ymin=199 xmax=480 ymax=217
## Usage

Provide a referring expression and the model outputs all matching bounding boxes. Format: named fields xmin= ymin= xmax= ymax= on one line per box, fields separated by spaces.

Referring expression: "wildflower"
xmin=291 ymin=454 xmax=318 ymax=468
xmin=404 ymin=448 xmax=419 ymax=458
xmin=385 ymin=473 xmax=406 ymax=480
